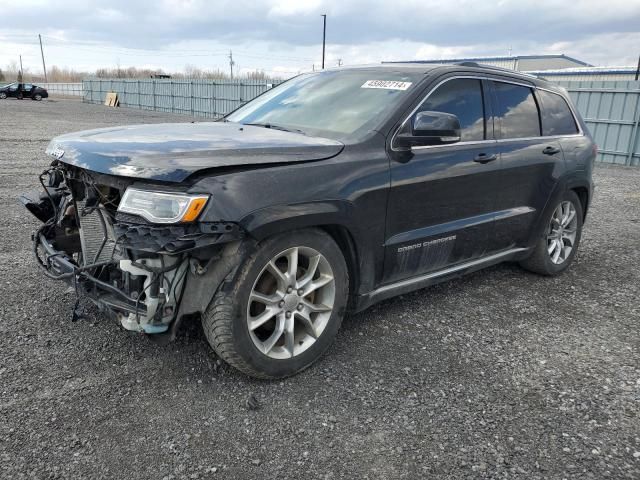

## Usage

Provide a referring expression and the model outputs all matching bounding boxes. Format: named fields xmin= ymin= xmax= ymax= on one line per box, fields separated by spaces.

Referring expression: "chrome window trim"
xmin=391 ymin=74 xmax=584 ymax=152
xmin=411 ymin=139 xmax=497 ymax=151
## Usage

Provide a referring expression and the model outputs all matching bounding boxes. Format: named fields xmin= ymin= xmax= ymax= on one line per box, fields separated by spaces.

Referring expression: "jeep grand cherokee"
xmin=22 ymin=64 xmax=595 ymax=378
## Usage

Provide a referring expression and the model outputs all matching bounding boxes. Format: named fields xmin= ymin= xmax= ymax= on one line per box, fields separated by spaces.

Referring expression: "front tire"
xmin=520 ymin=190 xmax=583 ymax=276
xmin=202 ymin=229 xmax=349 ymax=379
xmin=0 ymin=92 xmax=6 ymax=99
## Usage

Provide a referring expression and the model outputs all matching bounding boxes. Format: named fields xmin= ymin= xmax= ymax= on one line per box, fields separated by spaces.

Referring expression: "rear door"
xmin=383 ymin=76 xmax=501 ymax=284
xmin=536 ymin=88 xmax=588 ymax=171
xmin=490 ymin=80 xmax=565 ymax=250
xmin=22 ymin=83 xmax=34 ymax=97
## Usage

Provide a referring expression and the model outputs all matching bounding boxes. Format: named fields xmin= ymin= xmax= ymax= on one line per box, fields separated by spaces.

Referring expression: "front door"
xmin=383 ymin=77 xmax=502 ymax=284
xmin=7 ymin=83 xmax=19 ymax=98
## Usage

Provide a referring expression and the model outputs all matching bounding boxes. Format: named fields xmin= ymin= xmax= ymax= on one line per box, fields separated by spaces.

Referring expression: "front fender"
xmin=239 ymin=200 xmax=357 ymax=240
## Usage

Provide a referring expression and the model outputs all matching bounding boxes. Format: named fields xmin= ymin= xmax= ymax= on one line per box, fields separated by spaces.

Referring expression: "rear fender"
xmin=527 ymin=174 xmax=591 ymax=249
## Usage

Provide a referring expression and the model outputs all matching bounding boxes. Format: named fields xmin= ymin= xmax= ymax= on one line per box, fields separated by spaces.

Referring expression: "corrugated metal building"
xmin=383 ymin=54 xmax=592 ymax=71
xmin=526 ymin=66 xmax=638 ymax=82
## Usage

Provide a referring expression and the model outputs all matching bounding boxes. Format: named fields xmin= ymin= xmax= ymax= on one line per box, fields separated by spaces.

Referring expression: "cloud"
xmin=1 ymin=0 xmax=639 ymax=73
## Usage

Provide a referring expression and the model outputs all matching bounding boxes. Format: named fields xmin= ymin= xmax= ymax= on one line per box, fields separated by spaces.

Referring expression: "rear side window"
xmin=537 ymin=90 xmax=579 ymax=136
xmin=493 ymin=82 xmax=540 ymax=139
xmin=417 ymin=78 xmax=485 ymax=141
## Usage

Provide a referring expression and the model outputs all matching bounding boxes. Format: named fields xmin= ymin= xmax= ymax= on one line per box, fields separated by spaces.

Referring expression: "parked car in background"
xmin=23 ymin=63 xmax=594 ymax=379
xmin=0 ymin=82 xmax=48 ymax=100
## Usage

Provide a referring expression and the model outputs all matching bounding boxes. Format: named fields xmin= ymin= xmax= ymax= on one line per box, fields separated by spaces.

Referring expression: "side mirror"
xmin=395 ymin=111 xmax=461 ymax=149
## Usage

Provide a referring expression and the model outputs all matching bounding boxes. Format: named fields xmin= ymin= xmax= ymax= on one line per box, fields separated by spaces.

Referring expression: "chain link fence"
xmin=82 ymin=78 xmax=282 ymax=119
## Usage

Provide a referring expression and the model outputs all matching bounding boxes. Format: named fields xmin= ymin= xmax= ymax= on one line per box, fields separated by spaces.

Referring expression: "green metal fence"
xmin=82 ymin=78 xmax=282 ymax=119
xmin=557 ymin=81 xmax=640 ymax=166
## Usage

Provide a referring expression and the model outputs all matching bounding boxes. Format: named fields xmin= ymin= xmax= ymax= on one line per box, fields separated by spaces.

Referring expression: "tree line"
xmin=0 ymin=63 xmax=283 ymax=83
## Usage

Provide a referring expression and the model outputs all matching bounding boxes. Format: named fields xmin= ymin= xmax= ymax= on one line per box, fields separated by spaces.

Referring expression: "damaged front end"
xmin=22 ymin=162 xmax=243 ymax=337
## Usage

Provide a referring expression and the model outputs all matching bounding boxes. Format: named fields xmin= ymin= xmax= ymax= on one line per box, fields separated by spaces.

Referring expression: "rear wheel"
xmin=520 ymin=190 xmax=583 ymax=275
xmin=33 ymin=93 xmax=42 ymax=101
xmin=202 ymin=229 xmax=349 ymax=379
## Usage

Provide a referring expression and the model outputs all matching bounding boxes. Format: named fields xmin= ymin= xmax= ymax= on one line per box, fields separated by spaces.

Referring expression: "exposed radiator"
xmin=76 ymin=200 xmax=120 ymax=265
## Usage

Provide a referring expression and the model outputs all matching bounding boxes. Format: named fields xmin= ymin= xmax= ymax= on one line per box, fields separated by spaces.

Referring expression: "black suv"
xmin=23 ymin=64 xmax=595 ymax=378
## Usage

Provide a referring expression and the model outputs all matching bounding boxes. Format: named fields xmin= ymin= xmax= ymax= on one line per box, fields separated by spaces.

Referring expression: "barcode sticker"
xmin=361 ymin=80 xmax=413 ymax=90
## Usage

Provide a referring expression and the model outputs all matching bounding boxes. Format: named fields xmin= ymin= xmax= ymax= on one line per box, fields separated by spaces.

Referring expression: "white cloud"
xmin=1 ymin=0 xmax=639 ymax=75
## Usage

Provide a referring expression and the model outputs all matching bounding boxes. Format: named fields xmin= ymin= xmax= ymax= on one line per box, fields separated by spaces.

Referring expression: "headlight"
xmin=118 ymin=188 xmax=209 ymax=224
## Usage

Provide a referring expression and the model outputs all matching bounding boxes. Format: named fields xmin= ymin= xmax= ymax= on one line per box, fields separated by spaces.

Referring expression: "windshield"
xmin=226 ymin=70 xmax=422 ymax=140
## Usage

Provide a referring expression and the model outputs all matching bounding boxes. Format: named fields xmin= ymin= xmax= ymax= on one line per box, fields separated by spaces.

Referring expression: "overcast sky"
xmin=1 ymin=0 xmax=639 ymax=77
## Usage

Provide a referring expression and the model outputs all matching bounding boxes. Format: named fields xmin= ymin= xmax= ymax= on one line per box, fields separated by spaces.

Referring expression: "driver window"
xmin=416 ymin=78 xmax=486 ymax=141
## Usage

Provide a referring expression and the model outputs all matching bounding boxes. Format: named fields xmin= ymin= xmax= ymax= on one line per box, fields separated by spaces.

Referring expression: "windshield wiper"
xmin=243 ymin=122 xmax=305 ymax=135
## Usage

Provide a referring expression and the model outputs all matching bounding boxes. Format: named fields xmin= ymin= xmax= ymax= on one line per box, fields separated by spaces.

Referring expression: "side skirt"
xmin=353 ymin=247 xmax=529 ymax=312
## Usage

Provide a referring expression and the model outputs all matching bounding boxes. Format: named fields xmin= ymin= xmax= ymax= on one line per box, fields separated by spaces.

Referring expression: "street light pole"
xmin=321 ymin=14 xmax=326 ymax=69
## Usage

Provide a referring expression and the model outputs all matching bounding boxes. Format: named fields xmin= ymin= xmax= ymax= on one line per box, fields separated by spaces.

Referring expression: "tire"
xmin=0 ymin=92 xmax=6 ymax=99
xmin=520 ymin=190 xmax=583 ymax=276
xmin=202 ymin=229 xmax=349 ymax=379
xmin=33 ymin=94 xmax=42 ymax=101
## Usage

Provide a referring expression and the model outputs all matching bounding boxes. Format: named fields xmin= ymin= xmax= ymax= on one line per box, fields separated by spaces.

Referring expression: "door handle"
xmin=473 ymin=153 xmax=498 ymax=164
xmin=543 ymin=146 xmax=561 ymax=155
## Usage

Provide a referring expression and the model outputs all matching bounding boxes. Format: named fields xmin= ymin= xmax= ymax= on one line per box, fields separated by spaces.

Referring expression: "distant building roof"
xmin=525 ymin=66 xmax=637 ymax=76
xmin=383 ymin=54 xmax=592 ymax=67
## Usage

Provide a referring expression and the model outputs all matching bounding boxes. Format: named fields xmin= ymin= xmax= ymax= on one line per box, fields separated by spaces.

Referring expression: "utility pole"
xmin=635 ymin=54 xmax=640 ymax=81
xmin=18 ymin=55 xmax=23 ymax=82
xmin=321 ymin=14 xmax=326 ymax=69
xmin=228 ymin=50 xmax=235 ymax=80
xmin=39 ymin=34 xmax=47 ymax=82
xmin=337 ymin=58 xmax=343 ymax=67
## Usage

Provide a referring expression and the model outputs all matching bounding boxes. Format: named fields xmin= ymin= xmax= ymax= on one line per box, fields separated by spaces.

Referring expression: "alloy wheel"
xmin=247 ymin=246 xmax=336 ymax=359
xmin=547 ymin=201 xmax=578 ymax=265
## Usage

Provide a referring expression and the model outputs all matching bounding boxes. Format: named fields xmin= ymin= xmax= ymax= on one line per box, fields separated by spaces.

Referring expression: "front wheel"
xmin=520 ymin=190 xmax=583 ymax=275
xmin=202 ymin=229 xmax=349 ymax=379
xmin=0 ymin=92 xmax=6 ymax=99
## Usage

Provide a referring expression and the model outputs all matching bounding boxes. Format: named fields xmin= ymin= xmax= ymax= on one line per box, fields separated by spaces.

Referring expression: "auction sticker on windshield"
xmin=361 ymin=80 xmax=413 ymax=90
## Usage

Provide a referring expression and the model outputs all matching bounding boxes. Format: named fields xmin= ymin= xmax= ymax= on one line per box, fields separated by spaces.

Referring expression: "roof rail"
xmin=455 ymin=61 xmax=541 ymax=79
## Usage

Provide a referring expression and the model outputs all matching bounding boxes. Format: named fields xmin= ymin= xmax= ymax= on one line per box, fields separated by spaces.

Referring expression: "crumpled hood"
xmin=46 ymin=122 xmax=344 ymax=182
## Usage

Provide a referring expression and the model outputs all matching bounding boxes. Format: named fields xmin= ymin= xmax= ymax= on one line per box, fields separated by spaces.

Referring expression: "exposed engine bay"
xmin=22 ymin=161 xmax=242 ymax=337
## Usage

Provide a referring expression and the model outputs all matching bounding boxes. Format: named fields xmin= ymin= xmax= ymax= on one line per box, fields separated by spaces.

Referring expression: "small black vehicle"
xmin=0 ymin=82 xmax=48 ymax=100
xmin=23 ymin=64 xmax=595 ymax=378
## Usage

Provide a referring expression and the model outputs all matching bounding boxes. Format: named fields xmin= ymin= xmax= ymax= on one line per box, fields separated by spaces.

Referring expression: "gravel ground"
xmin=0 ymin=98 xmax=639 ymax=480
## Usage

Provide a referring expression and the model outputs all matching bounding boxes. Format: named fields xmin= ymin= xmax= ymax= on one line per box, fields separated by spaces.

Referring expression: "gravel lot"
xmin=1 ymin=98 xmax=639 ymax=479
